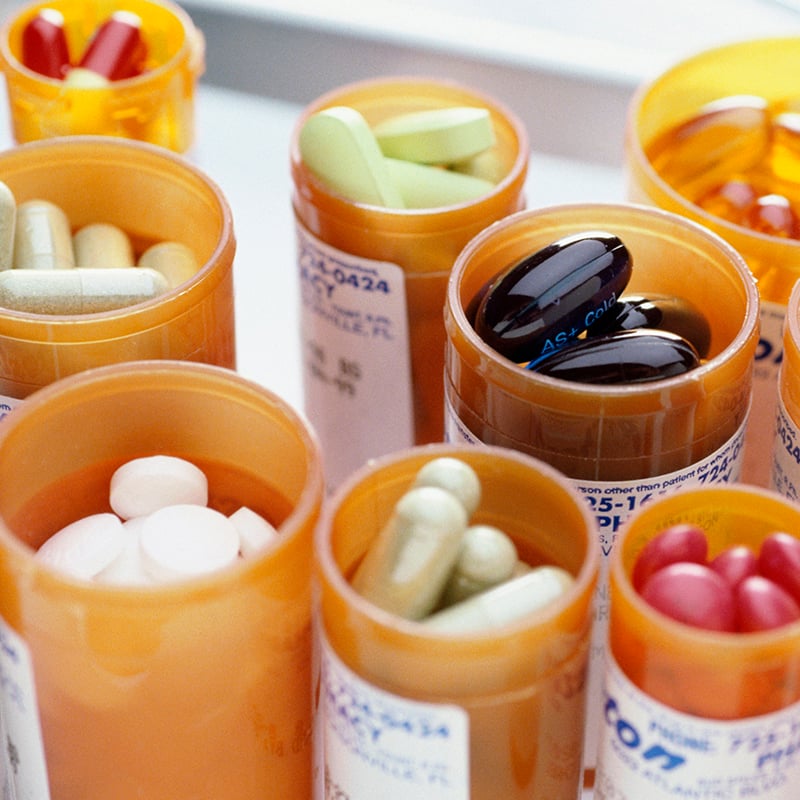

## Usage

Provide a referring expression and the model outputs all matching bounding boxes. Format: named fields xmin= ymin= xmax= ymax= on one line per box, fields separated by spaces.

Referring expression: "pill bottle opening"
xmin=626 ymin=36 xmax=800 ymax=295
xmin=449 ymin=202 xmax=758 ymax=398
xmin=0 ymin=0 xmax=201 ymax=85
xmin=316 ymin=443 xmax=599 ymax=637
xmin=0 ymin=361 xmax=323 ymax=597
xmin=290 ymin=74 xmax=530 ymax=232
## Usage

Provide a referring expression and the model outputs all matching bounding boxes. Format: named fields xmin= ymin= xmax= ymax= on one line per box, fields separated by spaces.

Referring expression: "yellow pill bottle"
xmin=0 ymin=0 xmax=204 ymax=151
xmin=0 ymin=360 xmax=324 ymax=800
xmin=0 ymin=136 xmax=236 ymax=412
xmin=290 ymin=76 xmax=529 ymax=490
xmin=625 ymin=37 xmax=800 ymax=488
xmin=314 ymin=443 xmax=599 ymax=800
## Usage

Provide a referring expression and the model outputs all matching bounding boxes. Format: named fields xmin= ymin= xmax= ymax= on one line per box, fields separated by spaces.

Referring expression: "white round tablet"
xmin=139 ymin=504 xmax=240 ymax=581
xmin=229 ymin=506 xmax=279 ymax=557
xmin=95 ymin=516 xmax=152 ymax=586
xmin=109 ymin=455 xmax=208 ymax=520
xmin=35 ymin=512 xmax=125 ymax=580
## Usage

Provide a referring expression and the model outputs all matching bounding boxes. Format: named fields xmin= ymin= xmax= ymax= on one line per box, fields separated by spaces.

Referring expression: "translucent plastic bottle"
xmin=0 ymin=360 xmax=323 ymax=800
xmin=290 ymin=76 xmax=529 ymax=489
xmin=596 ymin=483 xmax=800 ymax=800
xmin=314 ymin=443 xmax=599 ymax=800
xmin=0 ymin=0 xmax=204 ymax=151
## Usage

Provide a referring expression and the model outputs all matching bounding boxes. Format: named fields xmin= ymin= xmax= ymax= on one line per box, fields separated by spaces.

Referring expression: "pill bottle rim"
xmin=314 ymin=441 xmax=600 ymax=643
xmin=0 ymin=359 xmax=324 ymax=604
xmin=610 ymin=482 xmax=800 ymax=656
xmin=626 ymin=35 xmax=800 ymax=257
xmin=446 ymin=200 xmax=760 ymax=401
xmin=289 ymin=74 xmax=530 ymax=227
xmin=0 ymin=0 xmax=203 ymax=87
xmin=0 ymin=135 xmax=234 ymax=338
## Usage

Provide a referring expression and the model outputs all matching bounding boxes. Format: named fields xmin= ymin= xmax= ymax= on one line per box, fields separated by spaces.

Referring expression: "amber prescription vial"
xmin=626 ymin=37 xmax=800 ymax=488
xmin=595 ymin=484 xmax=800 ymax=800
xmin=313 ymin=443 xmax=599 ymax=800
xmin=290 ymin=76 xmax=528 ymax=490
xmin=0 ymin=0 xmax=204 ymax=151
xmin=444 ymin=201 xmax=759 ymax=773
xmin=0 ymin=135 xmax=235 ymax=412
xmin=0 ymin=359 xmax=324 ymax=800
xmin=772 ymin=279 xmax=800 ymax=498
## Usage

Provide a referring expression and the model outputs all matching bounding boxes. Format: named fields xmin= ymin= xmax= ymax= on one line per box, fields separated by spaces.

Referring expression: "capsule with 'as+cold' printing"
xmin=473 ymin=230 xmax=632 ymax=363
xmin=527 ymin=328 xmax=701 ymax=384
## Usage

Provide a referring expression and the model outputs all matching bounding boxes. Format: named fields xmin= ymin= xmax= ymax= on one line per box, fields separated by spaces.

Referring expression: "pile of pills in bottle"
xmin=22 ymin=7 xmax=148 ymax=86
xmin=34 ymin=454 xmax=279 ymax=584
xmin=351 ymin=456 xmax=575 ymax=633
xmin=0 ymin=180 xmax=198 ymax=313
xmin=298 ymin=103 xmax=504 ymax=208
xmin=467 ymin=230 xmax=711 ymax=383
xmin=632 ymin=523 xmax=800 ymax=632
xmin=647 ymin=94 xmax=800 ymax=239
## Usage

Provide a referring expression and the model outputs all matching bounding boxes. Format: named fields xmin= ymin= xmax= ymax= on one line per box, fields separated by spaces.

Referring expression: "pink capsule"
xmin=640 ymin=562 xmax=736 ymax=632
xmin=76 ymin=11 xmax=146 ymax=81
xmin=735 ymin=575 xmax=800 ymax=633
xmin=21 ymin=8 xmax=71 ymax=79
xmin=744 ymin=193 xmax=800 ymax=239
xmin=709 ymin=544 xmax=758 ymax=589
xmin=631 ymin=523 xmax=708 ymax=592
xmin=758 ymin=532 xmax=800 ymax=606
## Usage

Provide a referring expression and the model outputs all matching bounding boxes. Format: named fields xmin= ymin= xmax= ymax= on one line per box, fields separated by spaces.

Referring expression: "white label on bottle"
xmin=745 ymin=300 xmax=785 ymax=487
xmin=0 ymin=398 xmax=20 ymax=424
xmin=445 ymin=391 xmax=747 ymax=770
xmin=595 ymin=653 xmax=800 ymax=800
xmin=314 ymin=630 xmax=469 ymax=800
xmin=297 ymin=225 xmax=414 ymax=491
xmin=0 ymin=618 xmax=50 ymax=800
xmin=771 ymin=389 xmax=800 ymax=501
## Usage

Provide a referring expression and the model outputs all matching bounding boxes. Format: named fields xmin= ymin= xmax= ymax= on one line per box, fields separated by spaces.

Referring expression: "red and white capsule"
xmin=21 ymin=8 xmax=71 ymax=79
xmin=75 ymin=10 xmax=147 ymax=81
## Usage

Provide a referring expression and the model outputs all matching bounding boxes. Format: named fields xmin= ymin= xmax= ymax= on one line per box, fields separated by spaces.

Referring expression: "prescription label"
xmin=595 ymin=653 xmax=800 ymax=800
xmin=771 ymin=391 xmax=800 ymax=501
xmin=0 ymin=397 xmax=20 ymax=424
xmin=0 ymin=618 xmax=50 ymax=800
xmin=745 ymin=300 xmax=785 ymax=487
xmin=297 ymin=225 xmax=414 ymax=491
xmin=314 ymin=632 xmax=469 ymax=800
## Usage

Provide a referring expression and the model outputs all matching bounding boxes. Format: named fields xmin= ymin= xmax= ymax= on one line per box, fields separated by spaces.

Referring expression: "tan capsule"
xmin=137 ymin=240 xmax=200 ymax=289
xmin=13 ymin=199 xmax=75 ymax=270
xmin=0 ymin=267 xmax=168 ymax=314
xmin=73 ymin=222 xmax=134 ymax=268
xmin=351 ymin=485 xmax=468 ymax=619
xmin=411 ymin=456 xmax=482 ymax=517
xmin=422 ymin=565 xmax=575 ymax=634
xmin=0 ymin=181 xmax=16 ymax=271
xmin=439 ymin=524 xmax=519 ymax=607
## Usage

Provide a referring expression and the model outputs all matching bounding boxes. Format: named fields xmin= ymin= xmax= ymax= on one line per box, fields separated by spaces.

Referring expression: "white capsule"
xmin=0 ymin=181 xmax=16 ymax=270
xmin=0 ymin=266 xmax=168 ymax=313
xmin=352 ymin=485 xmax=468 ymax=619
xmin=137 ymin=240 xmax=200 ymax=289
xmin=73 ymin=222 xmax=134 ymax=268
xmin=139 ymin=504 xmax=241 ymax=581
xmin=35 ymin=512 xmax=125 ymax=580
xmin=13 ymin=199 xmax=75 ymax=270
xmin=422 ymin=565 xmax=575 ymax=634
xmin=439 ymin=524 xmax=519 ymax=607
xmin=230 ymin=506 xmax=280 ymax=557
xmin=94 ymin=516 xmax=152 ymax=586
xmin=109 ymin=455 xmax=208 ymax=520
xmin=412 ymin=457 xmax=481 ymax=517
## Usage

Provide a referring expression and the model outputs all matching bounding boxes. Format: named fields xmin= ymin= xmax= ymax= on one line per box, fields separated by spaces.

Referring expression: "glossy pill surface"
xmin=529 ymin=328 xmax=700 ymax=384
xmin=473 ymin=231 xmax=632 ymax=363
xmin=13 ymin=199 xmax=74 ymax=270
xmin=21 ymin=8 xmax=71 ymax=79
xmin=758 ymin=532 xmax=800 ymax=606
xmin=76 ymin=10 xmax=146 ymax=81
xmin=631 ymin=523 xmax=708 ymax=592
xmin=585 ymin=293 xmax=712 ymax=358
xmin=735 ymin=575 xmax=800 ymax=632
xmin=640 ymin=561 xmax=737 ymax=632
